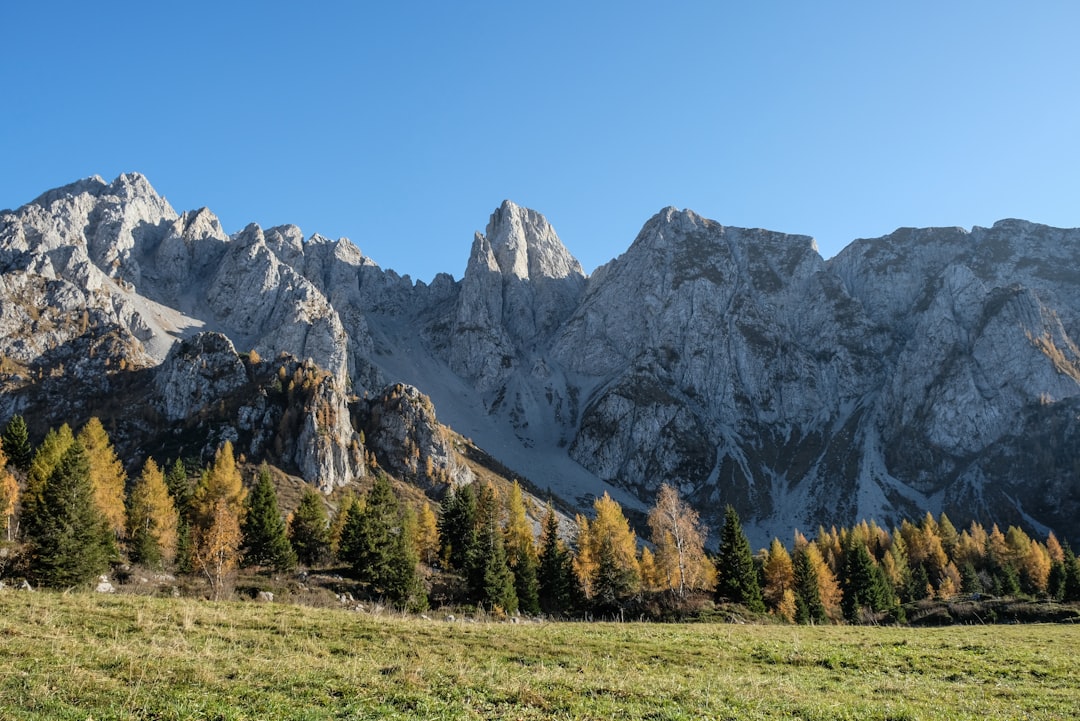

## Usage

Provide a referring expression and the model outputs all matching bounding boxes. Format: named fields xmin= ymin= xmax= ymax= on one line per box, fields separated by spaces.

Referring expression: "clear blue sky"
xmin=3 ymin=2 xmax=1078 ymax=282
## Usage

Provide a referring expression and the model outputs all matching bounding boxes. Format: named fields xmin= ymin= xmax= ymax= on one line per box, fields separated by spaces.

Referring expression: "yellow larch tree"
xmin=191 ymin=440 xmax=247 ymax=530
xmin=0 ymin=447 xmax=17 ymax=541
xmin=416 ymin=502 xmax=440 ymax=565
xmin=126 ymin=458 xmax=180 ymax=568
xmin=192 ymin=497 xmax=243 ymax=600
xmin=1046 ymin=532 xmax=1065 ymax=564
xmin=78 ymin=418 xmax=128 ymax=538
xmin=762 ymin=537 xmax=795 ymax=620
xmin=573 ymin=493 xmax=641 ymax=605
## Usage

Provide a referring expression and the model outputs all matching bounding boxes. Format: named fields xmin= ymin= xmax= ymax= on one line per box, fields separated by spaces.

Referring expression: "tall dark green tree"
xmin=1 ymin=414 xmax=32 ymax=470
xmin=792 ymin=545 xmax=827 ymax=624
xmin=841 ymin=536 xmax=892 ymax=622
xmin=715 ymin=505 xmax=765 ymax=613
xmin=340 ymin=473 xmax=423 ymax=606
xmin=241 ymin=464 xmax=296 ymax=572
xmin=438 ymin=484 xmax=477 ymax=571
xmin=165 ymin=458 xmax=194 ymax=573
xmin=26 ymin=440 xmax=113 ymax=588
xmin=537 ymin=503 xmax=575 ymax=616
xmin=466 ymin=483 xmax=517 ymax=613
xmin=289 ymin=487 xmax=331 ymax=567
xmin=21 ymin=425 xmax=75 ymax=542
xmin=1061 ymin=546 xmax=1080 ymax=602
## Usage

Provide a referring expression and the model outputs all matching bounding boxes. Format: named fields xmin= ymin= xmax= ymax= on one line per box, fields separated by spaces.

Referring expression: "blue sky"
xmin=3 ymin=2 xmax=1078 ymax=282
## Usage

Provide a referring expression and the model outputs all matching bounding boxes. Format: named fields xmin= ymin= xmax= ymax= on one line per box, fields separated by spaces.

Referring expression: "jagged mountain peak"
xmin=481 ymin=200 xmax=585 ymax=282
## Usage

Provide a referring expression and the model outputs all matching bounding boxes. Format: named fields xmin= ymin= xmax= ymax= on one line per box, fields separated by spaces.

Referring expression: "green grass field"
xmin=0 ymin=591 xmax=1076 ymax=720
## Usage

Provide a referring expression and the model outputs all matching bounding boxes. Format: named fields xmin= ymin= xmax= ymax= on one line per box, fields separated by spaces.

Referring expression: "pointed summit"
xmin=482 ymin=200 xmax=584 ymax=282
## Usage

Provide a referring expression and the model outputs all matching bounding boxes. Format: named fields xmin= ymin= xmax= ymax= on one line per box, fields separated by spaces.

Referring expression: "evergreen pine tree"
xmin=289 ymin=487 xmax=331 ymax=567
xmin=126 ymin=458 xmax=179 ymax=568
xmin=329 ymin=491 xmax=357 ymax=559
xmin=26 ymin=440 xmax=112 ymax=588
xmin=715 ymin=505 xmax=765 ymax=613
xmin=21 ymin=424 xmax=75 ymax=541
xmin=841 ymin=536 xmax=892 ymax=621
xmin=1 ymin=414 xmax=32 ymax=470
xmin=241 ymin=464 xmax=296 ymax=572
xmin=466 ymin=483 xmax=517 ymax=613
xmin=1062 ymin=546 xmax=1080 ymax=602
xmin=165 ymin=458 xmax=194 ymax=574
xmin=960 ymin=561 xmax=983 ymax=595
xmin=537 ymin=503 xmax=575 ymax=616
xmin=438 ymin=484 xmax=477 ymax=570
xmin=340 ymin=473 xmax=423 ymax=606
xmin=792 ymin=545 xmax=827 ymax=624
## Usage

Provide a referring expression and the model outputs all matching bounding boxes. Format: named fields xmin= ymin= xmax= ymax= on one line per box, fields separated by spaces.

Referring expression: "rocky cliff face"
xmin=3 ymin=173 xmax=1078 ymax=543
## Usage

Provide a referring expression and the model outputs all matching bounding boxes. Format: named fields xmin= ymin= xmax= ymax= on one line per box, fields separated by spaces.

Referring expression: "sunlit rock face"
xmin=3 ymin=174 xmax=1079 ymax=542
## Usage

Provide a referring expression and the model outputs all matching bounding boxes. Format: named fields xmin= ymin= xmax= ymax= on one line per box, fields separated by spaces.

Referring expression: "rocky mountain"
xmin=2 ymin=173 xmax=1078 ymax=545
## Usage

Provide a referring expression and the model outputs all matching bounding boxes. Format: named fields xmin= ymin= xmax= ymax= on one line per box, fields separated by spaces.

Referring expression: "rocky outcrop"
xmin=361 ymin=383 xmax=473 ymax=492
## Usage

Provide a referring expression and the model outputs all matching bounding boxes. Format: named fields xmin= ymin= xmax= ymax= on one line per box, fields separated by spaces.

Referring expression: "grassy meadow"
xmin=0 ymin=590 xmax=1076 ymax=720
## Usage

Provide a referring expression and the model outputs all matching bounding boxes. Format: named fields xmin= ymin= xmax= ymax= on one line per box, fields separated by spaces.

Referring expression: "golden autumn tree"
xmin=415 ymin=502 xmax=440 ymax=566
xmin=797 ymin=533 xmax=843 ymax=621
xmin=192 ymin=497 xmax=243 ymax=600
xmin=190 ymin=442 xmax=246 ymax=598
xmin=0 ymin=447 xmax=17 ymax=541
xmin=639 ymin=546 xmax=662 ymax=591
xmin=646 ymin=483 xmax=716 ymax=597
xmin=77 ymin=418 xmax=127 ymax=539
xmin=762 ymin=538 xmax=796 ymax=620
xmin=503 ymin=481 xmax=540 ymax=615
xmin=191 ymin=440 xmax=247 ymax=530
xmin=126 ymin=458 xmax=180 ymax=568
xmin=573 ymin=493 xmax=640 ymax=610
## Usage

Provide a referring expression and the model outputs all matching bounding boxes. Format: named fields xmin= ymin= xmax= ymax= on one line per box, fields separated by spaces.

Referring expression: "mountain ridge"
xmin=2 ymin=173 xmax=1078 ymax=545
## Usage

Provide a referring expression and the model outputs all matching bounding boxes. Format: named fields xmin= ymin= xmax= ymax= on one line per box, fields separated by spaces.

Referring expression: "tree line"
xmin=2 ymin=413 xmax=1079 ymax=621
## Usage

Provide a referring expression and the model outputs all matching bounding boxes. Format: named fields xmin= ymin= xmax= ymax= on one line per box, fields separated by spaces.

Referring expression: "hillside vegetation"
xmin=0 ymin=591 xmax=1077 ymax=720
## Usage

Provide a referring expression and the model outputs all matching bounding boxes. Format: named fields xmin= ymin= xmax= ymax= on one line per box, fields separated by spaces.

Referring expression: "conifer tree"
xmin=26 ymin=440 xmax=113 ymax=588
xmin=762 ymin=538 xmax=795 ymax=619
xmin=792 ymin=545 xmax=827 ymax=624
xmin=192 ymin=498 xmax=243 ymax=600
xmin=415 ymin=503 xmax=440 ymax=566
xmin=715 ymin=505 xmax=765 ymax=613
xmin=1 ymin=414 xmax=32 ymax=470
xmin=0 ymin=448 xmax=17 ymax=541
xmin=329 ymin=490 xmax=357 ymax=558
xmin=466 ymin=483 xmax=517 ymax=613
xmin=573 ymin=493 xmax=641 ymax=612
xmin=191 ymin=441 xmax=247 ymax=530
xmin=504 ymin=482 xmax=540 ymax=615
xmin=340 ymin=473 xmax=423 ymax=606
xmin=77 ymin=418 xmax=127 ymax=539
xmin=241 ymin=464 xmax=296 ymax=572
xmin=22 ymin=424 xmax=75 ymax=541
xmin=639 ymin=546 xmax=662 ymax=591
xmin=1062 ymin=546 xmax=1080 ymax=602
xmin=537 ymin=503 xmax=575 ymax=616
xmin=840 ymin=536 xmax=892 ymax=621
xmin=165 ymin=458 xmax=194 ymax=573
xmin=289 ymin=487 xmax=331 ymax=567
xmin=126 ymin=458 xmax=179 ymax=568
xmin=438 ymin=483 xmax=477 ymax=570
xmin=647 ymin=483 xmax=715 ymax=597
